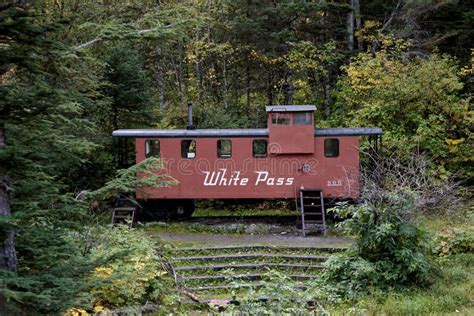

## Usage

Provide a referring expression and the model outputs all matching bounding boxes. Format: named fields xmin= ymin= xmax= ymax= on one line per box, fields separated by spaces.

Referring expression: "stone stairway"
xmin=165 ymin=244 xmax=347 ymax=302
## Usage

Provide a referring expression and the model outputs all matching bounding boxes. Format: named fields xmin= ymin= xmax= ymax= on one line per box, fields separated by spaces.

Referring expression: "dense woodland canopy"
xmin=0 ymin=0 xmax=473 ymax=313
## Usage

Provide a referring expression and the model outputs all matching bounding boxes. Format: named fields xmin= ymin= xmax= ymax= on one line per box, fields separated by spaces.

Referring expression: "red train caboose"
xmin=112 ymin=105 xmax=382 ymax=223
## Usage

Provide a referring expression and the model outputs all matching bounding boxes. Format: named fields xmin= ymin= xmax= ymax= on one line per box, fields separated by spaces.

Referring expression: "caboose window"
xmin=145 ymin=140 xmax=160 ymax=158
xmin=181 ymin=139 xmax=196 ymax=159
xmin=324 ymin=138 xmax=339 ymax=157
xmin=217 ymin=139 xmax=232 ymax=158
xmin=294 ymin=112 xmax=312 ymax=125
xmin=253 ymin=139 xmax=267 ymax=158
xmin=271 ymin=113 xmax=291 ymax=125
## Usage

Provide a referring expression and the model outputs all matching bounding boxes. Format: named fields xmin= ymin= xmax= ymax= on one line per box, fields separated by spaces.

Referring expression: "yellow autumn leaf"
xmin=94 ymin=267 xmax=113 ymax=277
xmin=446 ymin=138 xmax=465 ymax=153
xmin=65 ymin=307 xmax=90 ymax=316
xmin=93 ymin=305 xmax=106 ymax=313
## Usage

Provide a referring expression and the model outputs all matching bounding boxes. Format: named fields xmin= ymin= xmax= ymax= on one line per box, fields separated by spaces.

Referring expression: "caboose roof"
xmin=265 ymin=105 xmax=316 ymax=112
xmin=112 ymin=127 xmax=382 ymax=138
xmin=113 ymin=129 xmax=267 ymax=138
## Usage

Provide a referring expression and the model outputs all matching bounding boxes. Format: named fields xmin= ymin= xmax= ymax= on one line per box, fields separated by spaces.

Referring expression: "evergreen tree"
xmin=0 ymin=2 xmax=100 ymax=312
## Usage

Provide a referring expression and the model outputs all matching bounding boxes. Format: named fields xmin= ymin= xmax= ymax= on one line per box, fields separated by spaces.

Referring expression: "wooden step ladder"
xmin=111 ymin=197 xmax=137 ymax=227
xmin=299 ymin=189 xmax=326 ymax=237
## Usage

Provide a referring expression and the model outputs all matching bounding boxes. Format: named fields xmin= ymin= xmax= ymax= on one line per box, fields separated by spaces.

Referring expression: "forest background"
xmin=0 ymin=0 xmax=472 ymax=314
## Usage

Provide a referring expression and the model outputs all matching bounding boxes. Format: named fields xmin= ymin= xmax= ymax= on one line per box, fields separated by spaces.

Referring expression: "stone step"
xmin=175 ymin=262 xmax=324 ymax=272
xmin=179 ymin=273 xmax=314 ymax=282
xmin=172 ymin=253 xmax=328 ymax=261
xmin=171 ymin=244 xmax=346 ymax=252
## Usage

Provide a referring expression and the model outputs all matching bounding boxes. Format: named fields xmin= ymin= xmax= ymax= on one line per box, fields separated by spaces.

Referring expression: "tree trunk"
xmin=222 ymin=57 xmax=228 ymax=109
xmin=353 ymin=0 xmax=362 ymax=50
xmin=232 ymin=68 xmax=239 ymax=106
xmin=158 ymin=67 xmax=165 ymax=110
xmin=0 ymin=125 xmax=18 ymax=272
xmin=154 ymin=47 xmax=165 ymax=110
xmin=347 ymin=0 xmax=355 ymax=51
xmin=246 ymin=64 xmax=251 ymax=110
xmin=266 ymin=72 xmax=273 ymax=106
xmin=112 ymin=102 xmax=118 ymax=130
xmin=195 ymin=32 xmax=204 ymax=101
xmin=286 ymin=70 xmax=294 ymax=105
xmin=176 ymin=41 xmax=186 ymax=104
xmin=321 ymin=76 xmax=333 ymax=119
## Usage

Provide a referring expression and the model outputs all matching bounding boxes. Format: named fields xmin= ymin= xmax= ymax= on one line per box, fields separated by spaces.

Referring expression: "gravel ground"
xmin=157 ymin=231 xmax=353 ymax=247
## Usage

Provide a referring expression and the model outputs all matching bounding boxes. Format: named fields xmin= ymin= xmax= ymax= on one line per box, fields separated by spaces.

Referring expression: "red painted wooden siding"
xmin=135 ymin=136 xmax=360 ymax=200
xmin=268 ymin=112 xmax=314 ymax=154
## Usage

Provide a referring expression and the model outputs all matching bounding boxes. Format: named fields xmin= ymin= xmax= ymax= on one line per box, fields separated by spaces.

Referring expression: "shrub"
xmin=433 ymin=227 xmax=474 ymax=256
xmin=226 ymin=270 xmax=328 ymax=314
xmin=87 ymin=226 xmax=169 ymax=309
xmin=333 ymin=40 xmax=473 ymax=178
xmin=324 ymin=190 xmax=433 ymax=298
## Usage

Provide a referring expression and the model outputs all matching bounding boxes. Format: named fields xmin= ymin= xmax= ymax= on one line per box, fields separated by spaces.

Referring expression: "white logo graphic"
xmin=203 ymin=169 xmax=294 ymax=186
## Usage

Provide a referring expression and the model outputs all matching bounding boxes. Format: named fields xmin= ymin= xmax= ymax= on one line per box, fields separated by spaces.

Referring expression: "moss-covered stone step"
xmin=179 ymin=273 xmax=314 ymax=283
xmin=185 ymin=283 xmax=308 ymax=292
xmin=169 ymin=244 xmax=346 ymax=256
xmin=175 ymin=262 xmax=324 ymax=272
xmin=172 ymin=253 xmax=329 ymax=262
xmin=172 ymin=244 xmax=347 ymax=252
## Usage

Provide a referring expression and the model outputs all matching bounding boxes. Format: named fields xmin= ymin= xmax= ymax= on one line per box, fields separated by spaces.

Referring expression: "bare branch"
xmin=381 ymin=0 xmax=402 ymax=32
xmin=361 ymin=146 xmax=463 ymax=215
xmin=75 ymin=38 xmax=101 ymax=50
xmin=74 ymin=25 xmax=174 ymax=50
xmin=421 ymin=31 xmax=459 ymax=50
xmin=0 ymin=0 xmax=33 ymax=11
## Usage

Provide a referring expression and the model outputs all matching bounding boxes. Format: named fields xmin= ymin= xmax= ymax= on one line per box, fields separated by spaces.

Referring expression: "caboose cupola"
xmin=266 ymin=105 xmax=316 ymax=154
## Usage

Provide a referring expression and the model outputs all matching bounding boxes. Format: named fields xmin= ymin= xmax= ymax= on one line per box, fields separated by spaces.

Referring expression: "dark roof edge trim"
xmin=112 ymin=129 xmax=268 ymax=138
xmin=112 ymin=128 xmax=383 ymax=138
xmin=265 ymin=105 xmax=317 ymax=112
xmin=314 ymin=128 xmax=383 ymax=136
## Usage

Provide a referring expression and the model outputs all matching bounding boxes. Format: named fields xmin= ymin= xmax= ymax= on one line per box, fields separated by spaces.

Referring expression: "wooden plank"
xmin=299 ymin=188 xmax=323 ymax=192
xmin=320 ymin=190 xmax=327 ymax=237
xmin=300 ymin=190 xmax=305 ymax=237
xmin=113 ymin=207 xmax=136 ymax=211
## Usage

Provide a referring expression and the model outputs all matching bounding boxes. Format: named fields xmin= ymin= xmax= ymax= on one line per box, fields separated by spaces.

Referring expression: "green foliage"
xmin=432 ymin=226 xmax=474 ymax=257
xmin=86 ymin=157 xmax=177 ymax=202
xmin=1 ymin=214 xmax=173 ymax=314
xmin=227 ymin=270 xmax=328 ymax=315
xmin=323 ymin=191 xmax=433 ymax=298
xmin=87 ymin=226 xmax=169 ymax=309
xmin=95 ymin=45 xmax=153 ymax=131
xmin=286 ymin=40 xmax=345 ymax=107
xmin=1 ymin=205 xmax=96 ymax=313
xmin=333 ymin=41 xmax=473 ymax=177
xmin=0 ymin=6 xmax=103 ymax=312
xmin=193 ymin=104 xmax=256 ymax=129
xmin=328 ymin=215 xmax=474 ymax=315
